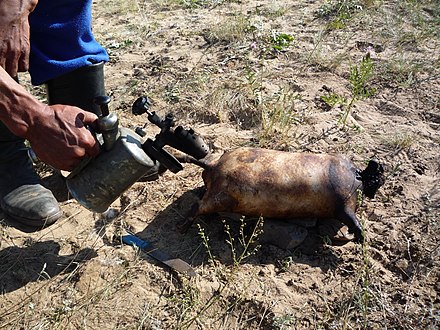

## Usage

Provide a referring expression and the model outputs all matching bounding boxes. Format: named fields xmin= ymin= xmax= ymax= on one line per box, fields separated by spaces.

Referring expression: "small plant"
xmin=223 ymin=216 xmax=264 ymax=267
xmin=167 ymin=279 xmax=201 ymax=327
xmin=244 ymin=66 xmax=263 ymax=106
xmin=320 ymin=92 xmax=347 ymax=108
xmin=259 ymin=88 xmax=302 ymax=148
xmin=179 ymin=217 xmax=264 ymax=328
xmin=269 ymin=31 xmax=294 ymax=52
xmin=244 ymin=65 xmax=304 ymax=148
xmin=164 ymin=83 xmax=180 ymax=103
xmin=320 ymin=53 xmax=376 ymax=127
xmin=315 ymin=0 xmax=365 ymax=30
xmin=276 ymin=256 xmax=294 ymax=273
xmin=340 ymin=52 xmax=376 ymax=125
xmin=349 ymin=52 xmax=376 ymax=100
xmin=197 ymin=224 xmax=216 ymax=264
xmin=272 ymin=313 xmax=297 ymax=329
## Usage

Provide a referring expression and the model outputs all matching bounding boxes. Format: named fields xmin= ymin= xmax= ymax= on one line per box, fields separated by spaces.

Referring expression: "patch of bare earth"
xmin=1 ymin=1 xmax=439 ymax=329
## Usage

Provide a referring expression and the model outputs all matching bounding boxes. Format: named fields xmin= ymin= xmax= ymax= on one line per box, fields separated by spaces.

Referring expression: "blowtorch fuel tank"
xmin=66 ymin=127 xmax=158 ymax=213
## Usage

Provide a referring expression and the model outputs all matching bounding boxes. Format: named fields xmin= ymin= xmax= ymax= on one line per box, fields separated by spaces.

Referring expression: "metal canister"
xmin=66 ymin=127 xmax=158 ymax=213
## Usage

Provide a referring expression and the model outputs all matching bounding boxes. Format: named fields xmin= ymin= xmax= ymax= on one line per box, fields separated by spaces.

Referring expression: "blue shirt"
xmin=29 ymin=0 xmax=109 ymax=85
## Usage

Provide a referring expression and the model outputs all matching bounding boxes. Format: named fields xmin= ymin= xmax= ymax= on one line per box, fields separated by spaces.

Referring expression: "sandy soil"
xmin=1 ymin=1 xmax=439 ymax=329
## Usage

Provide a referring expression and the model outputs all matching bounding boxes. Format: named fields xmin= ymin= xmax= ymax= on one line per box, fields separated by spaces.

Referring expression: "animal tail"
xmin=359 ymin=159 xmax=385 ymax=198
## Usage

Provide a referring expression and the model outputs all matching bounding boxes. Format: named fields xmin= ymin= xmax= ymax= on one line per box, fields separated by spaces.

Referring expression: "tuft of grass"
xmin=379 ymin=55 xmax=428 ymax=88
xmin=256 ymin=2 xmax=290 ymax=18
xmin=315 ymin=0 xmax=367 ymax=30
xmin=259 ymin=88 xmax=303 ymax=149
xmin=205 ymin=84 xmax=260 ymax=128
xmin=385 ymin=132 xmax=415 ymax=151
xmin=241 ymin=65 xmax=306 ymax=149
xmin=202 ymin=14 xmax=251 ymax=45
xmin=166 ymin=278 xmax=201 ymax=327
xmin=272 ymin=313 xmax=297 ymax=329
xmin=322 ymin=223 xmax=379 ymax=329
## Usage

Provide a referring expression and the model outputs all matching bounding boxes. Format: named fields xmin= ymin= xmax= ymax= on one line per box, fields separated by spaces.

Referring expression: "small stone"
xmin=260 ymin=220 xmax=308 ymax=250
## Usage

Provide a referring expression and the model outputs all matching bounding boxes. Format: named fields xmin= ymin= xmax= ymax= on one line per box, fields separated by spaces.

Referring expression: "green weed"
xmin=243 ymin=64 xmax=305 ymax=148
xmin=320 ymin=53 xmax=376 ymax=127
xmin=259 ymin=88 xmax=303 ymax=148
xmin=269 ymin=32 xmax=294 ymax=52
xmin=175 ymin=217 xmax=264 ymax=328
xmin=167 ymin=280 xmax=201 ymax=327
xmin=320 ymin=92 xmax=347 ymax=108
xmin=223 ymin=216 xmax=264 ymax=267
xmin=197 ymin=224 xmax=216 ymax=265
xmin=349 ymin=52 xmax=376 ymax=100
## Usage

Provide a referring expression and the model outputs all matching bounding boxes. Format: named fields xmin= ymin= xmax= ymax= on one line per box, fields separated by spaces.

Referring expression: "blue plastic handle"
xmin=121 ymin=234 xmax=151 ymax=250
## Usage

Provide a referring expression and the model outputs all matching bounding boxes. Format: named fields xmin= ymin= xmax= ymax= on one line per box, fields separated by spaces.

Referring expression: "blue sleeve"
xmin=28 ymin=0 xmax=109 ymax=85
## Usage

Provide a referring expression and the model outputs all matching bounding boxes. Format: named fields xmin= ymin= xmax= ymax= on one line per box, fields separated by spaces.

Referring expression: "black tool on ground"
xmin=66 ymin=95 xmax=209 ymax=213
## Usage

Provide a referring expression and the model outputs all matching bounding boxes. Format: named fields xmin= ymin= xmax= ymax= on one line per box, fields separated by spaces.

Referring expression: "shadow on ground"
xmin=104 ymin=188 xmax=348 ymax=273
xmin=0 ymin=240 xmax=97 ymax=293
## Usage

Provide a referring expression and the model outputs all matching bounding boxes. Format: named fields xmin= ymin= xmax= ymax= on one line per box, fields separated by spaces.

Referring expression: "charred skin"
xmin=191 ymin=148 xmax=364 ymax=242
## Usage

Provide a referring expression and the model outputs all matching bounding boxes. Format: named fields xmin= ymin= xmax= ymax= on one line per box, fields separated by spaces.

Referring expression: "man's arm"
xmin=0 ymin=0 xmax=100 ymax=171
xmin=0 ymin=67 xmax=100 ymax=171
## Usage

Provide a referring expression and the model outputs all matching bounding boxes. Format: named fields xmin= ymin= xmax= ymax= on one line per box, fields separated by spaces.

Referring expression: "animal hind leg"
xmin=337 ymin=208 xmax=364 ymax=243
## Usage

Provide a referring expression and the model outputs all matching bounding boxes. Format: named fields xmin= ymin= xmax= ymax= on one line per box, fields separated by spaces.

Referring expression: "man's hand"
xmin=0 ymin=68 xmax=100 ymax=171
xmin=25 ymin=104 xmax=101 ymax=171
xmin=0 ymin=0 xmax=38 ymax=76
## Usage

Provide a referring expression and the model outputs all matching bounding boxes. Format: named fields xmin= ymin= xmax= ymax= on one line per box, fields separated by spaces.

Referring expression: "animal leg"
xmin=178 ymin=202 xmax=200 ymax=233
xmin=336 ymin=208 xmax=364 ymax=243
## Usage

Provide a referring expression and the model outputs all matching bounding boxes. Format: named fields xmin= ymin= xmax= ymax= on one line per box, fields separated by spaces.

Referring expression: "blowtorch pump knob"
xmin=94 ymin=95 xmax=111 ymax=117
xmin=132 ymin=96 xmax=152 ymax=116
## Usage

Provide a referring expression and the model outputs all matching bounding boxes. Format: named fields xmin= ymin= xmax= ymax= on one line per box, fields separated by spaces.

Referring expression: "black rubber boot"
xmin=0 ymin=121 xmax=62 ymax=230
xmin=46 ymin=61 xmax=106 ymax=115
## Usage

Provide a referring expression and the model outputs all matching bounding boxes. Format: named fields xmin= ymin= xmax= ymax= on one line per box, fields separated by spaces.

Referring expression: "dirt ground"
xmin=1 ymin=0 xmax=439 ymax=329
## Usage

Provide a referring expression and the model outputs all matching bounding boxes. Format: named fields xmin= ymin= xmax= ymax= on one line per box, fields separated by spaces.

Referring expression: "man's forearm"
xmin=0 ymin=66 xmax=42 ymax=138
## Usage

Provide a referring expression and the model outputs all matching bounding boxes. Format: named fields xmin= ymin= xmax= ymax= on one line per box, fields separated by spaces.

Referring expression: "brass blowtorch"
xmin=66 ymin=96 xmax=209 ymax=212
